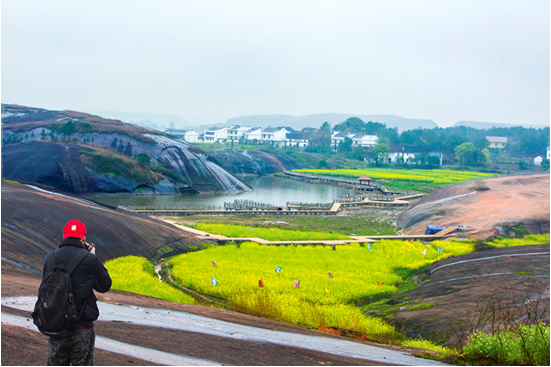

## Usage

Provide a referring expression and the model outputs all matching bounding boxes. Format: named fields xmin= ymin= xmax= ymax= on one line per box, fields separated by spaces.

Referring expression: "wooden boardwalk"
xmin=283 ymin=171 xmax=393 ymax=193
xmin=132 ymin=193 xmax=426 ymax=217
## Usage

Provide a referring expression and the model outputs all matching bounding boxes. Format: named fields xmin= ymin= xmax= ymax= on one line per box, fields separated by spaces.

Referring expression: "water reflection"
xmin=87 ymin=175 xmax=352 ymax=209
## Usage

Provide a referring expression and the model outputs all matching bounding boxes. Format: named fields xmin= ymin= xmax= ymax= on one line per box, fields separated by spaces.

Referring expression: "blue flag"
xmin=211 ymin=277 xmax=218 ymax=286
xmin=367 ymin=244 xmax=372 ymax=251
xmin=275 ymin=266 xmax=281 ymax=274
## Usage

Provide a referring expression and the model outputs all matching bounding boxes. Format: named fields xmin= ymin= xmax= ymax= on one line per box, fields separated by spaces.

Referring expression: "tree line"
xmin=304 ymin=117 xmax=550 ymax=168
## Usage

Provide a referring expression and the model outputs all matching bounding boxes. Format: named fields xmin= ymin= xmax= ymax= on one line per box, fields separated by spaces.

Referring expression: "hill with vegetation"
xmin=1 ymin=104 xmax=249 ymax=194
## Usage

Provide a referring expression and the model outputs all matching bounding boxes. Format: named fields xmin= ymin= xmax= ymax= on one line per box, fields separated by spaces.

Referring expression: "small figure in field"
xmin=294 ymin=280 xmax=300 ymax=288
xmin=259 ymin=278 xmax=264 ymax=287
xmin=33 ymin=220 xmax=111 ymax=366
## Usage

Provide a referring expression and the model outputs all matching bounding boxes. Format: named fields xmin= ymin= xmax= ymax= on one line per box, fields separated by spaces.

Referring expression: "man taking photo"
xmin=34 ymin=220 xmax=112 ymax=366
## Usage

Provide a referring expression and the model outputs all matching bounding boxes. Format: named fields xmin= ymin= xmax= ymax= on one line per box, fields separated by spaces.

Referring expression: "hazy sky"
xmin=2 ymin=0 xmax=549 ymax=127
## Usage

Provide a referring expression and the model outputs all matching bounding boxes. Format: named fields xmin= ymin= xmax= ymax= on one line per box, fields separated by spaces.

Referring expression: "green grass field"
xmin=293 ymin=168 xmax=494 ymax=192
xmin=192 ymin=223 xmax=351 ymax=241
xmin=173 ymin=211 xmax=399 ymax=236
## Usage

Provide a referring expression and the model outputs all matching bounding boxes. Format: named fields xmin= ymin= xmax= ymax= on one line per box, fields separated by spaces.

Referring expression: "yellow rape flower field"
xmin=104 ymin=235 xmax=549 ymax=358
xmin=293 ymin=168 xmax=494 ymax=192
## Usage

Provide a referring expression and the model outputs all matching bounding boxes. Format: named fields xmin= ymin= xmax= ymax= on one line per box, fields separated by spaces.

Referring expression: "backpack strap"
xmin=64 ymin=249 xmax=89 ymax=274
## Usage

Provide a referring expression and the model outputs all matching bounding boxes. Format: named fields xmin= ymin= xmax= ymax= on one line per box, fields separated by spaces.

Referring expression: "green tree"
xmin=542 ymin=158 xmax=550 ymax=170
xmin=455 ymin=142 xmax=477 ymax=166
xmin=319 ymin=121 xmax=331 ymax=132
xmin=338 ymin=137 xmax=353 ymax=152
xmin=372 ymin=143 xmax=390 ymax=165
xmin=136 ymin=153 xmax=151 ymax=167
xmin=481 ymin=148 xmax=491 ymax=164
xmin=59 ymin=121 xmax=76 ymax=141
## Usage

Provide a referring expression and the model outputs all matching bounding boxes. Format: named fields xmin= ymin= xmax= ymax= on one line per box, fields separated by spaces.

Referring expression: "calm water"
xmin=87 ymin=175 xmax=353 ymax=209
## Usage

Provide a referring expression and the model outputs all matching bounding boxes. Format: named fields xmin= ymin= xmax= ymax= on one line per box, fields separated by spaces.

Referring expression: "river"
xmin=86 ymin=175 xmax=353 ymax=209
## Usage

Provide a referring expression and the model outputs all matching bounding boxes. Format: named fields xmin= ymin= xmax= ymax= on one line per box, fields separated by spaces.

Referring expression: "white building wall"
xmin=184 ymin=131 xmax=199 ymax=143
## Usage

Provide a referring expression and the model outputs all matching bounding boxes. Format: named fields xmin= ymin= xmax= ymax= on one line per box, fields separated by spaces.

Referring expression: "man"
xmin=45 ymin=220 xmax=112 ymax=366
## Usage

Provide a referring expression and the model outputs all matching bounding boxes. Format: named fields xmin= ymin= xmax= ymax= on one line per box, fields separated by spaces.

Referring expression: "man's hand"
xmin=90 ymin=246 xmax=96 ymax=255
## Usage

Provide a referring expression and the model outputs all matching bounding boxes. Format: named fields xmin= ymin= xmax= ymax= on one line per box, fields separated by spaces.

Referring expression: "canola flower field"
xmin=103 ymin=234 xmax=549 ymax=357
xmin=104 ymin=256 xmax=195 ymax=304
xmin=293 ymin=168 xmax=493 ymax=191
xmin=167 ymin=239 xmax=476 ymax=342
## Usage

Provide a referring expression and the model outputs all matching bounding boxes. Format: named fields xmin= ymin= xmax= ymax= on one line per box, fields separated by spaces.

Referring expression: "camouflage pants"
xmin=47 ymin=328 xmax=95 ymax=366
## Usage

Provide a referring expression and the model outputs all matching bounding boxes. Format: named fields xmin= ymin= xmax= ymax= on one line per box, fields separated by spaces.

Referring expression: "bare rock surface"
xmin=398 ymin=174 xmax=550 ymax=238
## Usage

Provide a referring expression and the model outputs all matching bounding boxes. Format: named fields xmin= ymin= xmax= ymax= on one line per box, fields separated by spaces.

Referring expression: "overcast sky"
xmin=2 ymin=0 xmax=549 ymax=127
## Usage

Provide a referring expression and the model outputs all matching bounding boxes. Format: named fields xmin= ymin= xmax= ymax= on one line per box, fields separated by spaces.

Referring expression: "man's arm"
xmin=93 ymin=256 xmax=112 ymax=293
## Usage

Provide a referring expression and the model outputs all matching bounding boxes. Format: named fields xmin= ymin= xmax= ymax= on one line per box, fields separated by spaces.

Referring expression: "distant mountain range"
xmin=453 ymin=120 xmax=549 ymax=129
xmin=90 ymin=111 xmax=189 ymax=130
xmin=43 ymin=109 xmax=550 ymax=132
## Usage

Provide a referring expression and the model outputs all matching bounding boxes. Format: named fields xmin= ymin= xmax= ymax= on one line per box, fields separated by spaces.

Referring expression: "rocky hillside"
xmin=1 ymin=181 xmax=215 ymax=273
xmin=1 ymin=104 xmax=249 ymax=194
xmin=210 ymin=149 xmax=306 ymax=175
xmin=398 ymin=174 xmax=550 ymax=238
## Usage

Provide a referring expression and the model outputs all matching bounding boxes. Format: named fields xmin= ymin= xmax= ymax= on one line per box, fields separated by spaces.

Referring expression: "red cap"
xmin=63 ymin=220 xmax=87 ymax=239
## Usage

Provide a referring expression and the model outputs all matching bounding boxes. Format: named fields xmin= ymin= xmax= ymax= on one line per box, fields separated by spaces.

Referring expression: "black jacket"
xmin=42 ymin=238 xmax=112 ymax=327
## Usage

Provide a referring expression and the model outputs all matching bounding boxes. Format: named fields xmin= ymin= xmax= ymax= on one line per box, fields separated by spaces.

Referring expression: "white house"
xmin=261 ymin=127 xmax=291 ymax=143
xmin=547 ymin=147 xmax=550 ymax=160
xmin=331 ymin=131 xmax=378 ymax=150
xmin=331 ymin=131 xmax=350 ymax=149
xmin=534 ymin=156 xmax=543 ymax=166
xmin=361 ymin=135 xmax=378 ymax=147
xmin=282 ymin=132 xmax=309 ymax=148
xmin=204 ymin=127 xmax=228 ymax=142
xmin=245 ymin=127 xmax=263 ymax=142
xmin=486 ymin=136 xmax=508 ymax=149
xmin=227 ymin=125 xmax=252 ymax=141
xmin=388 ymin=152 xmax=417 ymax=164
xmin=184 ymin=130 xmax=199 ymax=143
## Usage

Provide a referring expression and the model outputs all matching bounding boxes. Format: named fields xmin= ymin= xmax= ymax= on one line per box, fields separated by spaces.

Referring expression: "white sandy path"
xmin=2 ymin=296 xmax=447 ymax=366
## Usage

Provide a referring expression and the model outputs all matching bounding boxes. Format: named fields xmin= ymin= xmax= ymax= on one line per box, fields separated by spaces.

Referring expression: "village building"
xmin=283 ymin=132 xmax=309 ymax=148
xmin=184 ymin=130 xmax=199 ymax=143
xmin=486 ymin=136 xmax=508 ymax=149
xmin=534 ymin=156 xmax=543 ymax=165
xmin=162 ymin=128 xmax=188 ymax=139
xmin=245 ymin=127 xmax=263 ymax=142
xmin=331 ymin=131 xmax=378 ymax=150
xmin=204 ymin=127 xmax=228 ymax=142
xmin=227 ymin=125 xmax=252 ymax=141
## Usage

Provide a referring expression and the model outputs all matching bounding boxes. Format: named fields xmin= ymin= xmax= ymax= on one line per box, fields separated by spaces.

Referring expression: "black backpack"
xmin=32 ymin=248 xmax=89 ymax=337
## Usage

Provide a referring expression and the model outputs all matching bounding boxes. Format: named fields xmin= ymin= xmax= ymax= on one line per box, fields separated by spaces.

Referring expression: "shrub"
xmin=464 ymin=323 xmax=550 ymax=365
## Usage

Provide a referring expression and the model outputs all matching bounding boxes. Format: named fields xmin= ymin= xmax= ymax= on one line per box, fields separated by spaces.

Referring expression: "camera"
xmin=85 ymin=242 xmax=95 ymax=252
